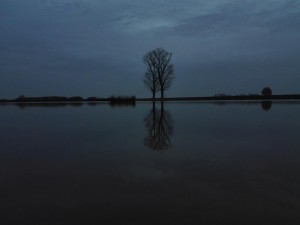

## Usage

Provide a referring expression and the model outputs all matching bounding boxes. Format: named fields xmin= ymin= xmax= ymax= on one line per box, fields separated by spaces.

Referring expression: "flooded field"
xmin=0 ymin=101 xmax=299 ymax=225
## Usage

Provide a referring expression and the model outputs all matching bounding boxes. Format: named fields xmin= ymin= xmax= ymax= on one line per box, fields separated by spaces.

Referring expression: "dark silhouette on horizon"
xmin=144 ymin=102 xmax=174 ymax=151
xmin=108 ymin=96 xmax=136 ymax=107
xmin=0 ymin=95 xmax=136 ymax=104
xmin=143 ymin=48 xmax=175 ymax=100
xmin=261 ymin=87 xmax=272 ymax=97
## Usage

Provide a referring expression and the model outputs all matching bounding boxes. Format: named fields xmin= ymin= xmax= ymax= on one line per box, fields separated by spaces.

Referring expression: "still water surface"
xmin=0 ymin=101 xmax=300 ymax=224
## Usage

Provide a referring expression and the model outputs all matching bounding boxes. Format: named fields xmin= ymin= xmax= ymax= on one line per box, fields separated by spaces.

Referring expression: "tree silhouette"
xmin=144 ymin=103 xmax=174 ymax=151
xmin=143 ymin=48 xmax=175 ymax=100
xmin=143 ymin=70 xmax=159 ymax=100
xmin=261 ymin=87 xmax=272 ymax=96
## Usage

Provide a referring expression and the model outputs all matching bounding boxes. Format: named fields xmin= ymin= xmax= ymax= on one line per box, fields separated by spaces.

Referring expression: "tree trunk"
xmin=152 ymin=91 xmax=155 ymax=101
xmin=160 ymin=89 xmax=164 ymax=100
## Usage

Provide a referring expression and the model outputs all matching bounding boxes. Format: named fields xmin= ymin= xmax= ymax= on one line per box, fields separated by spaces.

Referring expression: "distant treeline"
xmin=1 ymin=94 xmax=299 ymax=103
xmin=0 ymin=95 xmax=136 ymax=105
xmin=108 ymin=96 xmax=136 ymax=107
xmin=137 ymin=94 xmax=300 ymax=101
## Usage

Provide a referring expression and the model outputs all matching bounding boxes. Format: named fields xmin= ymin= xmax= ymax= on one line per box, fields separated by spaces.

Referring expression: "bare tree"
xmin=143 ymin=48 xmax=175 ymax=100
xmin=143 ymin=51 xmax=159 ymax=100
xmin=143 ymin=70 xmax=159 ymax=100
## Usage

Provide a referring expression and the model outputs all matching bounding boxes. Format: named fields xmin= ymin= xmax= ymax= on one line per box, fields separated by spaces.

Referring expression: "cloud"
xmin=160 ymin=0 xmax=300 ymax=37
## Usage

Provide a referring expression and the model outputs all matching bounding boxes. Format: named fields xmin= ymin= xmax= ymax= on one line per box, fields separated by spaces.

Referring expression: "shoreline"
xmin=0 ymin=94 xmax=299 ymax=104
xmin=137 ymin=94 xmax=300 ymax=101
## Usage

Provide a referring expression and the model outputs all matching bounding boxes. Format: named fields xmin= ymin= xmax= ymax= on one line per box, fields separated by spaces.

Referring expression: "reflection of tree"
xmin=261 ymin=101 xmax=272 ymax=111
xmin=144 ymin=102 xmax=174 ymax=151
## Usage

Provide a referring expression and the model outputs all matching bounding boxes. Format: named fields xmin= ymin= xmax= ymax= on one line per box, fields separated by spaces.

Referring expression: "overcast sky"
xmin=1 ymin=0 xmax=299 ymax=98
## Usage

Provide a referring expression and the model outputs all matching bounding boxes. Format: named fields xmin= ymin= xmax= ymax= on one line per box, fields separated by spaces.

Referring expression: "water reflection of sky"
xmin=0 ymin=102 xmax=299 ymax=224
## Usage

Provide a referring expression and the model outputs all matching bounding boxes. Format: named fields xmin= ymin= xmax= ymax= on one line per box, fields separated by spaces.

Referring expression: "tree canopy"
xmin=261 ymin=87 xmax=272 ymax=96
xmin=143 ymin=48 xmax=174 ymax=99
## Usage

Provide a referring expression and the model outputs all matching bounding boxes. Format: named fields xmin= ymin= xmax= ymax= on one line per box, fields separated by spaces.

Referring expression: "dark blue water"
xmin=0 ymin=101 xmax=299 ymax=225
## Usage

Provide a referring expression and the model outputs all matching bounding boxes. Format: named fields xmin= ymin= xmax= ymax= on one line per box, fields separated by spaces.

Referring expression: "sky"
xmin=1 ymin=0 xmax=299 ymax=99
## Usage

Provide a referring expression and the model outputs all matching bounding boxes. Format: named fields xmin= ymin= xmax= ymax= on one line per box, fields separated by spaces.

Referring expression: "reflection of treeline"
xmin=214 ymin=100 xmax=273 ymax=111
xmin=108 ymin=96 xmax=136 ymax=107
xmin=15 ymin=102 xmax=83 ymax=108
